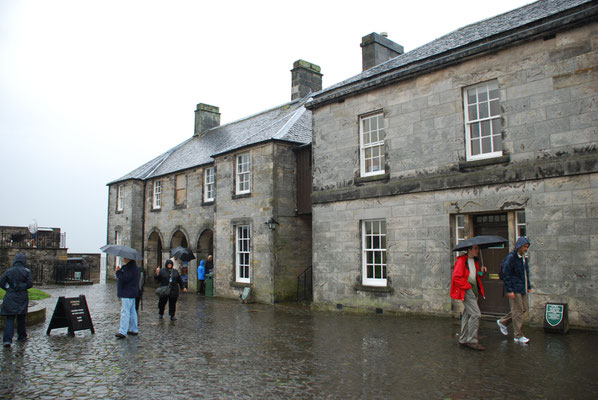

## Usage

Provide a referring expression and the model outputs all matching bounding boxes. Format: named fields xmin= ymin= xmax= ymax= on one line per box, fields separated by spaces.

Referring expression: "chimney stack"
xmin=291 ymin=60 xmax=322 ymax=101
xmin=194 ymin=103 xmax=220 ymax=136
xmin=361 ymin=32 xmax=404 ymax=71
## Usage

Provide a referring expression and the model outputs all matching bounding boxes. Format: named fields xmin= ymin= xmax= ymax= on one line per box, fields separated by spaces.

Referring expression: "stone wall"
xmin=142 ymin=167 xmax=215 ymax=289
xmin=106 ymin=180 xmax=144 ymax=276
xmin=310 ymin=23 xmax=598 ymax=328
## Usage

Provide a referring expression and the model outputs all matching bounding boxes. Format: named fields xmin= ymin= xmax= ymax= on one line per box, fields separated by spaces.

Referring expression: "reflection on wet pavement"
xmin=1 ymin=283 xmax=597 ymax=399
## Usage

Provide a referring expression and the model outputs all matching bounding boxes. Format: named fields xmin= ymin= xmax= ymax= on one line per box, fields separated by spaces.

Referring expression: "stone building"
xmin=0 ymin=226 xmax=100 ymax=284
xmin=306 ymin=0 xmax=598 ymax=328
xmin=106 ymin=60 xmax=320 ymax=303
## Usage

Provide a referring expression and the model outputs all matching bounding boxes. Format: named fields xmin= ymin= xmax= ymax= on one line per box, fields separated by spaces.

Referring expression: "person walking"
xmin=450 ymin=245 xmax=487 ymax=351
xmin=497 ymin=237 xmax=532 ymax=344
xmin=155 ymin=259 xmax=186 ymax=321
xmin=1 ymin=253 xmax=33 ymax=347
xmin=197 ymin=259 xmax=206 ymax=295
xmin=115 ymin=257 xmax=141 ymax=339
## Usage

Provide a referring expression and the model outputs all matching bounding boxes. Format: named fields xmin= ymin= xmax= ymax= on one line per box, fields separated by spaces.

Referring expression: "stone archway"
xmin=197 ymin=229 xmax=214 ymax=264
xmin=147 ymin=231 xmax=163 ymax=271
xmin=170 ymin=230 xmax=189 ymax=250
xmin=170 ymin=230 xmax=190 ymax=289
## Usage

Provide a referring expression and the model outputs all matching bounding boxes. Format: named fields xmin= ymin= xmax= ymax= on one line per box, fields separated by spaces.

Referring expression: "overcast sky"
xmin=0 ymin=0 xmax=532 ymax=253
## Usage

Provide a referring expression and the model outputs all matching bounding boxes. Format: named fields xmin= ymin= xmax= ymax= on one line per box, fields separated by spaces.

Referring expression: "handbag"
xmin=155 ymin=285 xmax=171 ymax=297
xmin=155 ymin=269 xmax=174 ymax=297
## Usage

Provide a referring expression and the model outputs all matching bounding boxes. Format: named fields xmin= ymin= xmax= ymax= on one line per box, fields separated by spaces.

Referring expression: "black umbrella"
xmin=451 ymin=235 xmax=508 ymax=252
xmin=171 ymin=246 xmax=195 ymax=261
xmin=100 ymin=244 xmax=143 ymax=260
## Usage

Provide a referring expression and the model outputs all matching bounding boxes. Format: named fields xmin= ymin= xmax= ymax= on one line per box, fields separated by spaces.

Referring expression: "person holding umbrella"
xmin=115 ymin=257 xmax=141 ymax=339
xmin=450 ymin=244 xmax=487 ymax=351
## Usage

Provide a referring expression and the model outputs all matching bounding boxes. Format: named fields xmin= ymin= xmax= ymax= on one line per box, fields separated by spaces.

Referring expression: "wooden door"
xmin=474 ymin=213 xmax=510 ymax=316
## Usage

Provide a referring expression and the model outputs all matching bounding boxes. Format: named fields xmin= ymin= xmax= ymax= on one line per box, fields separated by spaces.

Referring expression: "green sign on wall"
xmin=545 ymin=304 xmax=564 ymax=327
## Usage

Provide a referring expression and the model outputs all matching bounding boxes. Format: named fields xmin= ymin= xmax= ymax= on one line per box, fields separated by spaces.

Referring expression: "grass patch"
xmin=0 ymin=288 xmax=51 ymax=301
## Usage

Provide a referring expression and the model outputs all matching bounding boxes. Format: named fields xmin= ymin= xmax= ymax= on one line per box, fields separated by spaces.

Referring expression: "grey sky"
xmin=0 ymin=0 xmax=531 ymax=253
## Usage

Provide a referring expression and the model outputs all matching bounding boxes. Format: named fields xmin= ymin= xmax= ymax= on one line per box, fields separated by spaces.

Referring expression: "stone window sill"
xmin=355 ymin=172 xmax=390 ymax=185
xmin=354 ymin=283 xmax=394 ymax=294
xmin=150 ymin=208 xmax=161 ymax=213
xmin=459 ymin=155 xmax=510 ymax=170
xmin=231 ymin=281 xmax=251 ymax=288
xmin=232 ymin=193 xmax=251 ymax=200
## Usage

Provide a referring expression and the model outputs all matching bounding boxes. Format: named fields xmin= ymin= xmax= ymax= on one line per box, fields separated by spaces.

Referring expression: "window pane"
xmin=482 ymin=136 xmax=492 ymax=154
xmin=478 ymin=90 xmax=487 ymax=102
xmin=489 ymin=88 xmax=499 ymax=99
xmin=490 ymin=99 xmax=500 ymax=116
xmin=481 ymin=120 xmax=491 ymax=137
xmin=471 ymin=138 xmax=480 ymax=156
xmin=479 ymin=101 xmax=489 ymax=119
xmin=468 ymin=90 xmax=477 ymax=104
xmin=471 ymin=122 xmax=480 ymax=138
xmin=468 ymin=105 xmax=477 ymax=120
xmin=367 ymin=265 xmax=373 ymax=279
xmin=493 ymin=132 xmax=503 ymax=152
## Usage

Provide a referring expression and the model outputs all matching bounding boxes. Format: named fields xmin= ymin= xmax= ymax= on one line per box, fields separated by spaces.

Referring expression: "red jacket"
xmin=450 ymin=254 xmax=485 ymax=300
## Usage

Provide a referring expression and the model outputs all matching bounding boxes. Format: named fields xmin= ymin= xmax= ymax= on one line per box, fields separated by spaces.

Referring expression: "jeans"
xmin=3 ymin=314 xmax=27 ymax=344
xmin=119 ymin=298 xmax=138 ymax=335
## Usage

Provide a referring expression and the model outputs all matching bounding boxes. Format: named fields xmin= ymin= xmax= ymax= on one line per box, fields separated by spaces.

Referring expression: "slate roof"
xmin=308 ymin=0 xmax=596 ymax=108
xmin=109 ymin=96 xmax=312 ymax=184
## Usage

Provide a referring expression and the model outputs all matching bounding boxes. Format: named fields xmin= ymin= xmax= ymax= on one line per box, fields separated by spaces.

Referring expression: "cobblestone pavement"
xmin=1 ymin=283 xmax=598 ymax=399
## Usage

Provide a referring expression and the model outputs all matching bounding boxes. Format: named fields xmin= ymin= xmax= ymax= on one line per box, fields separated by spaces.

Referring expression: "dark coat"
xmin=0 ymin=253 xmax=34 ymax=315
xmin=154 ymin=267 xmax=184 ymax=298
xmin=116 ymin=260 xmax=141 ymax=299
xmin=503 ymin=237 xmax=532 ymax=294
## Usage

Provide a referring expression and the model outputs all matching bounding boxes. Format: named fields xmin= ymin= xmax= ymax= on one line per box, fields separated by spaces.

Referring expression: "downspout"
xmin=141 ymin=180 xmax=147 ymax=272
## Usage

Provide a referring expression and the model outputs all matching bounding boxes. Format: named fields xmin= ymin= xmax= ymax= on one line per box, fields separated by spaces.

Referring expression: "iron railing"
xmin=0 ymin=231 xmax=66 ymax=249
xmin=52 ymin=263 xmax=92 ymax=284
xmin=297 ymin=266 xmax=313 ymax=304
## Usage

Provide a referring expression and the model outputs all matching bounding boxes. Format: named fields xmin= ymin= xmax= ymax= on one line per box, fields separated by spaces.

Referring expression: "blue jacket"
xmin=503 ymin=237 xmax=531 ymax=294
xmin=0 ymin=253 xmax=33 ymax=315
xmin=116 ymin=260 xmax=140 ymax=299
xmin=197 ymin=260 xmax=206 ymax=280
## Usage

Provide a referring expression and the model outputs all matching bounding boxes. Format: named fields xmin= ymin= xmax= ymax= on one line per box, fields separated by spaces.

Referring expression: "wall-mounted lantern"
xmin=265 ymin=217 xmax=279 ymax=231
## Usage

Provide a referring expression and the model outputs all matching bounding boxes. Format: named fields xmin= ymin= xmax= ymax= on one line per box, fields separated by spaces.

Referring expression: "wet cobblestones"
xmin=1 ymin=283 xmax=598 ymax=399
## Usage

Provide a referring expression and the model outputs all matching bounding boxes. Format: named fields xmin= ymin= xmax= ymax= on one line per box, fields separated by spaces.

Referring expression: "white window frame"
xmin=359 ymin=113 xmax=385 ymax=177
xmin=236 ymin=225 xmax=251 ymax=283
xmin=116 ymin=185 xmax=123 ymax=211
xmin=236 ymin=153 xmax=251 ymax=195
xmin=463 ymin=81 xmax=503 ymax=161
xmin=455 ymin=214 xmax=466 ymax=244
xmin=515 ymin=210 xmax=527 ymax=238
xmin=114 ymin=230 xmax=122 ymax=267
xmin=362 ymin=219 xmax=387 ymax=287
xmin=204 ymin=167 xmax=215 ymax=202
xmin=153 ymin=180 xmax=161 ymax=209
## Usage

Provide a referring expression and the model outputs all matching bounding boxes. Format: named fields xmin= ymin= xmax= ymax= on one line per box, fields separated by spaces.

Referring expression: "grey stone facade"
xmin=106 ymin=61 xmax=319 ymax=303
xmin=307 ymin=0 xmax=598 ymax=328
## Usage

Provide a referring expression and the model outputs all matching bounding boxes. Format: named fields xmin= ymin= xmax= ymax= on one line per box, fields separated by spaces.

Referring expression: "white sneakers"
xmin=496 ymin=320 xmax=508 ymax=336
xmin=497 ymin=320 xmax=530 ymax=344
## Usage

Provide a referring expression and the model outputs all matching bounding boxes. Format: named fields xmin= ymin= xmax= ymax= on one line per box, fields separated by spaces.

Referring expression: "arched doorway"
xmin=171 ymin=230 xmax=190 ymax=288
xmin=147 ymin=231 xmax=163 ymax=275
xmin=197 ymin=229 xmax=214 ymax=264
